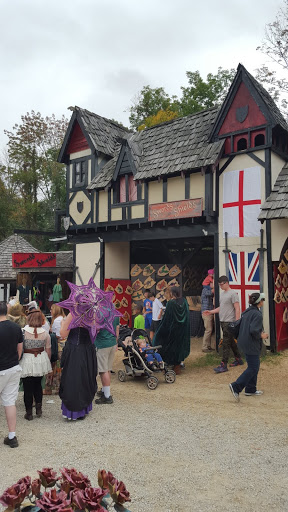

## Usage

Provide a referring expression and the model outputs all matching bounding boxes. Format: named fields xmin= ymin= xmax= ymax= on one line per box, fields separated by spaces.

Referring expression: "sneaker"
xmin=95 ymin=395 xmax=113 ymax=404
xmin=202 ymin=348 xmax=210 ymax=353
xmin=4 ymin=436 xmax=18 ymax=448
xmin=96 ymin=389 xmax=104 ymax=397
xmin=245 ymin=390 xmax=263 ymax=396
xmin=180 ymin=362 xmax=185 ymax=369
xmin=214 ymin=362 xmax=228 ymax=373
xmin=229 ymin=383 xmax=240 ymax=402
xmin=229 ymin=358 xmax=244 ymax=367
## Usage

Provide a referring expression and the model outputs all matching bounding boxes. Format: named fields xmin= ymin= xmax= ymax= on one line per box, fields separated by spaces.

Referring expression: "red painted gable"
xmin=66 ymin=121 xmax=90 ymax=154
xmin=219 ymin=82 xmax=267 ymax=135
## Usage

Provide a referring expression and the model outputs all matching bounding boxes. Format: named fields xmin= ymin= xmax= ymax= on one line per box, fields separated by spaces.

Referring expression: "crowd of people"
xmin=0 ymin=273 xmax=268 ymax=449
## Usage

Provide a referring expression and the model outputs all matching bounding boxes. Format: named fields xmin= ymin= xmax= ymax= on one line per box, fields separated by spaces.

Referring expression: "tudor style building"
xmin=58 ymin=64 xmax=288 ymax=351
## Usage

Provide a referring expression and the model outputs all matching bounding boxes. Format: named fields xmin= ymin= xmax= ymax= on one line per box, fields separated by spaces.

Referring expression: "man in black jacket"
xmin=0 ymin=302 xmax=23 ymax=447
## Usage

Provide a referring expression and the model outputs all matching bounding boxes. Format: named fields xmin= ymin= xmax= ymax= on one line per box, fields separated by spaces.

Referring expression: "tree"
xmin=3 ymin=111 xmax=68 ymax=231
xmin=129 ymin=86 xmax=178 ymax=130
xmin=128 ymin=68 xmax=235 ymax=130
xmin=256 ymin=0 xmax=288 ymax=115
xmin=138 ymin=109 xmax=179 ymax=131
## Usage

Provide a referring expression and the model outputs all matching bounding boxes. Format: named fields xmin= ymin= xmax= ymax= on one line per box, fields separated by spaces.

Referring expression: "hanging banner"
xmin=229 ymin=251 xmax=260 ymax=312
xmin=149 ymin=198 xmax=203 ymax=222
xmin=223 ymin=167 xmax=261 ymax=238
xmin=12 ymin=253 xmax=56 ymax=268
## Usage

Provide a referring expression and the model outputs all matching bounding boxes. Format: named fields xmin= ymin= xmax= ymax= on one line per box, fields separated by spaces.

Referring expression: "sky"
xmin=0 ymin=0 xmax=284 ymax=150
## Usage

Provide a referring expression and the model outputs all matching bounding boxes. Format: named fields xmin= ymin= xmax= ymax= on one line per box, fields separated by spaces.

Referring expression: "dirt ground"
xmin=1 ymin=337 xmax=288 ymax=511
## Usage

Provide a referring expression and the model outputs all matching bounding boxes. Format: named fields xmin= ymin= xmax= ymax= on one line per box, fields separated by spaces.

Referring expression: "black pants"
xmin=22 ymin=376 xmax=43 ymax=410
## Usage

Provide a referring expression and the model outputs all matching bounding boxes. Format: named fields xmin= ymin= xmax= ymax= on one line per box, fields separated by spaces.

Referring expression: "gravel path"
xmin=1 ymin=339 xmax=288 ymax=511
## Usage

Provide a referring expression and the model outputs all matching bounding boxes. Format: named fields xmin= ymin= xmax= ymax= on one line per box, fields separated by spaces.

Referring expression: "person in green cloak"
xmin=153 ymin=287 xmax=190 ymax=374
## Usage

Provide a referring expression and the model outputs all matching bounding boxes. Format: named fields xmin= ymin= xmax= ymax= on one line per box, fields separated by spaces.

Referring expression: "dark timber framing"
xmin=265 ymin=147 xmax=276 ymax=350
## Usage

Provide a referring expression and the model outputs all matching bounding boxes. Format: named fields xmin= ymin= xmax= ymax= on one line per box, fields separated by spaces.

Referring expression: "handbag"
xmin=228 ymin=318 xmax=242 ymax=338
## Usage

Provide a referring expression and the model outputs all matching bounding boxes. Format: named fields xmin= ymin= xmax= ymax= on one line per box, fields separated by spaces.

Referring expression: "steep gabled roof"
xmin=0 ymin=234 xmax=38 ymax=280
xmin=210 ymin=64 xmax=288 ymax=140
xmin=259 ymin=163 xmax=288 ymax=220
xmin=88 ymin=107 xmax=224 ymax=189
xmin=58 ymin=106 xmax=131 ymax=162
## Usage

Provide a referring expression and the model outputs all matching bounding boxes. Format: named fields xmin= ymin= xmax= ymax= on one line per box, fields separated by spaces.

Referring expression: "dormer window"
xmin=72 ymin=159 xmax=87 ymax=187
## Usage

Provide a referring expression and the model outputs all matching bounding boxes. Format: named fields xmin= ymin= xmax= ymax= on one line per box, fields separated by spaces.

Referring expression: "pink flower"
xmin=109 ymin=480 xmax=131 ymax=505
xmin=36 ymin=488 xmax=70 ymax=512
xmin=16 ymin=476 xmax=31 ymax=497
xmin=97 ymin=470 xmax=116 ymax=490
xmin=31 ymin=478 xmax=41 ymax=497
xmin=38 ymin=468 xmax=58 ymax=488
xmin=60 ymin=468 xmax=91 ymax=492
xmin=70 ymin=487 xmax=108 ymax=510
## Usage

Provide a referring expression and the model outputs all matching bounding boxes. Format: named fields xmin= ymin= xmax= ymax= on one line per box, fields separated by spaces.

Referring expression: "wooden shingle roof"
xmin=74 ymin=107 xmax=131 ymax=158
xmin=0 ymin=235 xmax=38 ymax=281
xmin=259 ymin=163 xmax=288 ymax=220
xmin=88 ymin=107 xmax=224 ymax=189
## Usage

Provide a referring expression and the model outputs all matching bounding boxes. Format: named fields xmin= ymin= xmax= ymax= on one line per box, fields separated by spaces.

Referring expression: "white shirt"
xmin=152 ymin=298 xmax=164 ymax=321
xmin=51 ymin=316 xmax=64 ymax=337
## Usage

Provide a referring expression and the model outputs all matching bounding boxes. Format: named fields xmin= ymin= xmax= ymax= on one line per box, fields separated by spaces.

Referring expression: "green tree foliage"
xmin=3 ymin=111 xmax=68 ymax=233
xmin=138 ymin=109 xmax=179 ymax=131
xmin=256 ymin=0 xmax=288 ymax=115
xmin=129 ymin=68 xmax=235 ymax=130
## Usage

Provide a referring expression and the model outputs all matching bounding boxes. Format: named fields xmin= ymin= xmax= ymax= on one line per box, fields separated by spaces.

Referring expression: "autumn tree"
xmin=3 ymin=111 xmax=68 ymax=231
xmin=129 ymin=68 xmax=235 ymax=130
xmin=256 ymin=0 xmax=288 ymax=115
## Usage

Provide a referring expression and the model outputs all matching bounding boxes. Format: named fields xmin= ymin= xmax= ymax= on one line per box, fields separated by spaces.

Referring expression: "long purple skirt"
xmin=61 ymin=401 xmax=92 ymax=420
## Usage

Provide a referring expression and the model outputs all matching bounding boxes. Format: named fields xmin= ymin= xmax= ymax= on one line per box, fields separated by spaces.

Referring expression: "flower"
xmin=71 ymin=487 xmax=108 ymax=511
xmin=60 ymin=468 xmax=91 ymax=492
xmin=109 ymin=480 xmax=131 ymax=505
xmin=31 ymin=478 xmax=41 ymax=497
xmin=98 ymin=470 xmax=116 ymax=490
xmin=36 ymin=489 xmax=70 ymax=512
xmin=0 ymin=480 xmax=30 ymax=509
xmin=16 ymin=476 xmax=31 ymax=497
xmin=38 ymin=468 xmax=59 ymax=488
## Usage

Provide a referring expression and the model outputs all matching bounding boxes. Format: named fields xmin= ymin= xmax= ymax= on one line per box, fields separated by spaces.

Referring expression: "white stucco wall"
xmin=104 ymin=242 xmax=130 ymax=280
xmin=75 ymin=242 xmax=101 ymax=287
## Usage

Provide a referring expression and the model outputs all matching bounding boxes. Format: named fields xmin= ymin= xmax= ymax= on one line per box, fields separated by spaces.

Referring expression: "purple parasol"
xmin=57 ymin=277 xmax=122 ymax=342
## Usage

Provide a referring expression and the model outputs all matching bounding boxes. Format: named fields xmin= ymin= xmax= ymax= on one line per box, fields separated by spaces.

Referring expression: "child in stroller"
xmin=117 ymin=327 xmax=176 ymax=389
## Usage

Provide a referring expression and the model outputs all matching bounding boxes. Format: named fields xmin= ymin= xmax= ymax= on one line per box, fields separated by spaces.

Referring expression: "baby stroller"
xmin=117 ymin=328 xmax=176 ymax=390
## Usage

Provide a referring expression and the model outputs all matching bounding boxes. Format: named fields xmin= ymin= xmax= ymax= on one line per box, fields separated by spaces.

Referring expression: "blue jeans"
xmin=232 ymin=354 xmax=260 ymax=394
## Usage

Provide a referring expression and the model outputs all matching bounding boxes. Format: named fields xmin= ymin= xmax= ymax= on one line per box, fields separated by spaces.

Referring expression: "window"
xmin=254 ymin=134 xmax=265 ymax=147
xmin=237 ymin=138 xmax=247 ymax=151
xmin=73 ymin=160 xmax=87 ymax=187
xmin=119 ymin=175 xmax=137 ymax=203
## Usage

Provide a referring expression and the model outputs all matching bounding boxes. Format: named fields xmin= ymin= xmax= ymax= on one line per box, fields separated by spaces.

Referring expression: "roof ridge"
xmin=75 ymin=106 xmax=132 ymax=133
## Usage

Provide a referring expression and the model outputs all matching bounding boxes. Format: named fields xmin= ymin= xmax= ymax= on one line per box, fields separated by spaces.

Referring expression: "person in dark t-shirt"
xmin=0 ymin=302 xmax=23 ymax=448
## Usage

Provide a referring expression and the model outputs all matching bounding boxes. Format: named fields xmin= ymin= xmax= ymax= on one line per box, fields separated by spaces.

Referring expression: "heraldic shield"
xmin=77 ymin=201 xmax=84 ymax=213
xmin=236 ymin=105 xmax=249 ymax=123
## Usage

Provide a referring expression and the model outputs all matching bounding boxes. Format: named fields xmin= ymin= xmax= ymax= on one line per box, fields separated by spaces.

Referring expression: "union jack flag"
xmin=228 ymin=251 xmax=260 ymax=313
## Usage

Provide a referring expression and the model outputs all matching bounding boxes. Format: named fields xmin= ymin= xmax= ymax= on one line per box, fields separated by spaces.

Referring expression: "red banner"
xmin=12 ymin=253 xmax=57 ymax=268
xmin=149 ymin=198 xmax=203 ymax=221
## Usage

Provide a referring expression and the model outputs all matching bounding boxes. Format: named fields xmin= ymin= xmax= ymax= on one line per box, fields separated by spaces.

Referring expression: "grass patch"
xmin=189 ymin=353 xmax=220 ymax=368
xmin=261 ymin=351 xmax=285 ymax=364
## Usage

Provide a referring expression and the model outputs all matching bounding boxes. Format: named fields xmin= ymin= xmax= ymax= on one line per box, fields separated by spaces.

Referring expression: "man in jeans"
xmin=203 ymin=276 xmax=243 ymax=373
xmin=0 ymin=302 xmax=23 ymax=447
xmin=201 ymin=281 xmax=214 ymax=352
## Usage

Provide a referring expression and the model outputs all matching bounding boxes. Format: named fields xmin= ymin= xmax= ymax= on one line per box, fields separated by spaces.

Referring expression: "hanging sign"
xmin=149 ymin=198 xmax=203 ymax=221
xmin=12 ymin=253 xmax=57 ymax=268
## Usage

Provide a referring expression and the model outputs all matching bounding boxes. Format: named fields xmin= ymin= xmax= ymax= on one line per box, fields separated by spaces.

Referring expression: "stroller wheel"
xmin=165 ymin=370 xmax=176 ymax=384
xmin=147 ymin=376 xmax=158 ymax=390
xmin=118 ymin=370 xmax=126 ymax=382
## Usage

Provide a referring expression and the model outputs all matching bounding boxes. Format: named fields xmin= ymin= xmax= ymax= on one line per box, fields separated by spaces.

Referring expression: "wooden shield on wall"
xmin=236 ymin=105 xmax=249 ymax=123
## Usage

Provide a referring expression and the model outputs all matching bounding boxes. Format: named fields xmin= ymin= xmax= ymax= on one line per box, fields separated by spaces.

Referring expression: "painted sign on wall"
xmin=12 ymin=253 xmax=57 ymax=268
xmin=148 ymin=198 xmax=203 ymax=221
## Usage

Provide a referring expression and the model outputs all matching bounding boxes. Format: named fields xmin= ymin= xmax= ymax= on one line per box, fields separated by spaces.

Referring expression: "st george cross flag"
xmin=223 ymin=167 xmax=261 ymax=238
xmin=229 ymin=251 xmax=260 ymax=313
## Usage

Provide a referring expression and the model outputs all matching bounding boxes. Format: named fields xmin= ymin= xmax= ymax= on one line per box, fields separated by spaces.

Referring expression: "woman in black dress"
xmin=59 ymin=313 xmax=97 ymax=420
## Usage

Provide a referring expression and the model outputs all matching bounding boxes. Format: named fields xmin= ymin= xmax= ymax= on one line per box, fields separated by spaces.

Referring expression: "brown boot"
xmin=35 ymin=403 xmax=42 ymax=418
xmin=173 ymin=365 xmax=181 ymax=375
xmin=24 ymin=409 xmax=33 ymax=421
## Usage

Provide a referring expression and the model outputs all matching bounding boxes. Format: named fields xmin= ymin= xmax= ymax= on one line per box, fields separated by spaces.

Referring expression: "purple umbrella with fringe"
xmin=57 ymin=277 xmax=122 ymax=342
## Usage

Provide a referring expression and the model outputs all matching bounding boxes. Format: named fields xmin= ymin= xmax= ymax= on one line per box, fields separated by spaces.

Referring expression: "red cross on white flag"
xmin=223 ymin=167 xmax=261 ymax=238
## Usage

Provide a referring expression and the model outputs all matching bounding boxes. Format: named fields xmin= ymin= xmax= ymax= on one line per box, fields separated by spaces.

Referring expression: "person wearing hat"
xmin=229 ymin=292 xmax=268 ymax=402
xmin=201 ymin=269 xmax=215 ymax=352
